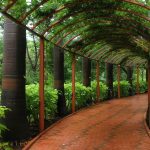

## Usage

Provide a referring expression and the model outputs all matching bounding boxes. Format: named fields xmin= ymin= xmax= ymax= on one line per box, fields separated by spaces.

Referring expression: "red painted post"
xmin=117 ymin=65 xmax=121 ymax=98
xmin=96 ymin=61 xmax=100 ymax=103
xmin=136 ymin=65 xmax=140 ymax=94
xmin=72 ymin=54 xmax=76 ymax=113
xmin=39 ymin=38 xmax=45 ymax=132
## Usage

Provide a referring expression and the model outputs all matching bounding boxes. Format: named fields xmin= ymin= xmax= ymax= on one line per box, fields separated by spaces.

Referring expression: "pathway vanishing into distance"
xmin=24 ymin=94 xmax=150 ymax=150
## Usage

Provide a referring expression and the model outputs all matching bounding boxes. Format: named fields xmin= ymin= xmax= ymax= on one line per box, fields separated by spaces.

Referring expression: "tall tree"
xmin=1 ymin=18 xmax=29 ymax=141
xmin=53 ymin=45 xmax=66 ymax=117
xmin=106 ymin=63 xmax=114 ymax=99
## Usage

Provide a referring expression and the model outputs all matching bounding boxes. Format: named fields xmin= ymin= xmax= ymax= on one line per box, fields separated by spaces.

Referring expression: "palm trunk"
xmin=1 ymin=18 xmax=29 ymax=141
xmin=82 ymin=58 xmax=91 ymax=87
xmin=106 ymin=63 xmax=114 ymax=99
xmin=82 ymin=58 xmax=91 ymax=104
xmin=53 ymin=45 xmax=66 ymax=116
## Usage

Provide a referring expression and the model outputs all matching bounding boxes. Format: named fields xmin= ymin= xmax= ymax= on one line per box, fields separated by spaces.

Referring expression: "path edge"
xmin=144 ymin=112 xmax=150 ymax=137
xmin=23 ymin=100 xmax=107 ymax=150
xmin=23 ymin=94 xmax=146 ymax=149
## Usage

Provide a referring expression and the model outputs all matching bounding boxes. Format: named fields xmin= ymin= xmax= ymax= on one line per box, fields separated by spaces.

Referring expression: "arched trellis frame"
xmin=1 ymin=0 xmax=150 ymax=131
xmin=0 ymin=0 xmax=150 ymax=64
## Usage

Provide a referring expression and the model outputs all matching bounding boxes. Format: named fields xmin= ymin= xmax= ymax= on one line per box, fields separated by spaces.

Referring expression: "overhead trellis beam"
xmin=2 ymin=1 xmax=150 ymax=38
xmin=19 ymin=9 xmax=147 ymax=35
xmin=62 ymin=35 xmax=79 ymax=48
xmin=67 ymin=36 xmax=148 ymax=61
xmin=70 ymin=35 xmax=148 ymax=51
xmin=3 ymin=0 xmax=17 ymax=12
xmin=51 ymin=16 xmax=150 ymax=42
xmin=54 ymin=24 xmax=149 ymax=48
xmin=5 ymin=0 xmax=150 ymax=23
xmin=61 ymin=32 xmax=145 ymax=51
xmin=14 ymin=1 xmax=150 ymax=34
xmin=19 ymin=0 xmax=49 ymax=22
xmin=126 ymin=57 xmax=147 ymax=66
xmin=4 ymin=0 xmax=150 ymax=23
xmin=61 ymin=26 xmax=150 ymax=48
xmin=121 ymin=0 xmax=150 ymax=10
xmin=85 ymin=45 xmax=109 ymax=58
xmin=40 ymin=8 xmax=150 ymax=36
xmin=90 ymin=48 xmax=110 ymax=60
xmin=55 ymin=32 xmax=72 ymax=45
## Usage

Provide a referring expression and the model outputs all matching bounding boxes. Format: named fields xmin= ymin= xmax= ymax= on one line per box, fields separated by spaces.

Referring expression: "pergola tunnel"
xmin=0 ymin=0 xmax=150 ymax=146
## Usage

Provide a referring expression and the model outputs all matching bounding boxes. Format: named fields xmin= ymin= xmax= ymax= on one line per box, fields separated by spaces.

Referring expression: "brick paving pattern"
xmin=26 ymin=94 xmax=150 ymax=150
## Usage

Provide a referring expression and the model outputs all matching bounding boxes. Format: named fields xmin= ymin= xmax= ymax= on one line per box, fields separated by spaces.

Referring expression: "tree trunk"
xmin=146 ymin=68 xmax=148 ymax=82
xmin=1 ymin=18 xmax=29 ymax=141
xmin=82 ymin=58 xmax=91 ymax=87
xmin=53 ymin=45 xmax=66 ymax=117
xmin=127 ymin=67 xmax=133 ymax=96
xmin=106 ymin=63 xmax=114 ymax=99
xmin=82 ymin=58 xmax=91 ymax=104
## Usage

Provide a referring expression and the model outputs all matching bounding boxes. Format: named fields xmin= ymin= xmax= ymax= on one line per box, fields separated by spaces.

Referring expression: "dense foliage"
xmin=133 ymin=80 xmax=148 ymax=94
xmin=65 ymin=82 xmax=92 ymax=112
xmin=91 ymin=81 xmax=108 ymax=100
xmin=113 ymin=81 xmax=131 ymax=97
xmin=26 ymin=84 xmax=58 ymax=124
xmin=26 ymin=80 xmax=148 ymax=124
xmin=1 ymin=0 xmax=150 ymax=65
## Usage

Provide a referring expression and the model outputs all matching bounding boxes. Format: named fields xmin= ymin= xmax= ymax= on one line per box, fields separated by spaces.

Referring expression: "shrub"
xmin=139 ymin=80 xmax=148 ymax=93
xmin=64 ymin=82 xmax=92 ymax=112
xmin=113 ymin=80 xmax=130 ymax=97
xmin=0 ymin=142 xmax=13 ymax=150
xmin=0 ymin=106 xmax=13 ymax=150
xmin=0 ymin=106 xmax=9 ymax=137
xmin=133 ymin=80 xmax=148 ymax=94
xmin=91 ymin=81 xmax=108 ymax=100
xmin=26 ymin=84 xmax=58 ymax=124
xmin=26 ymin=80 xmax=147 ymax=124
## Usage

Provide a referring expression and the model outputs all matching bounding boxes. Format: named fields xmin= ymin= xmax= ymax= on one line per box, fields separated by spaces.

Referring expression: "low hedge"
xmin=132 ymin=80 xmax=148 ymax=94
xmin=113 ymin=81 xmax=130 ymax=97
xmin=64 ymin=82 xmax=92 ymax=112
xmin=26 ymin=84 xmax=58 ymax=124
xmin=91 ymin=81 xmax=108 ymax=100
xmin=26 ymin=80 xmax=148 ymax=124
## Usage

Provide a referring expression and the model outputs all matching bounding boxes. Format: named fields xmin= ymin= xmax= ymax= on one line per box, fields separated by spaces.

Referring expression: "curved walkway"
xmin=25 ymin=94 xmax=150 ymax=150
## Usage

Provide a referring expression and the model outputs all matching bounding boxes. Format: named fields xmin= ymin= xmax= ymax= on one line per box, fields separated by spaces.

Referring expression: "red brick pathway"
xmin=25 ymin=94 xmax=150 ymax=150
